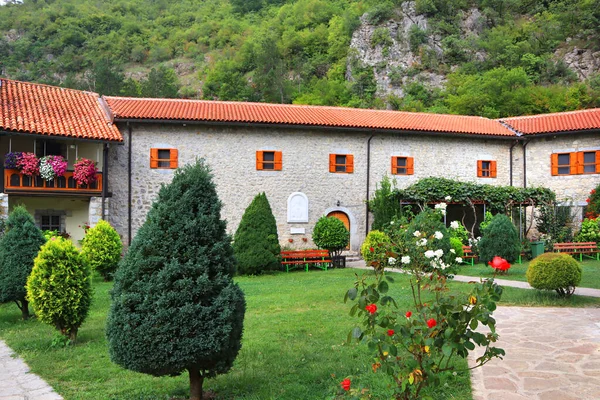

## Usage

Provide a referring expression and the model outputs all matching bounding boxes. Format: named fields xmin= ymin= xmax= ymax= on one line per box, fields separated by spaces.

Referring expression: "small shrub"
xmin=0 ymin=206 xmax=45 ymax=319
xmin=26 ymin=237 xmax=92 ymax=342
xmin=371 ymin=27 xmax=392 ymax=48
xmin=361 ymin=230 xmax=391 ymax=264
xmin=574 ymin=218 xmax=600 ymax=243
xmin=233 ymin=193 xmax=280 ymax=275
xmin=449 ymin=220 xmax=469 ymax=244
xmin=312 ymin=216 xmax=349 ymax=257
xmin=81 ymin=220 xmax=123 ymax=281
xmin=479 ymin=211 xmax=494 ymax=232
xmin=449 ymin=237 xmax=464 ymax=257
xmin=366 ymin=2 xmax=395 ymax=24
xmin=526 ymin=253 xmax=582 ymax=297
xmin=584 ymin=185 xmax=600 ymax=219
xmin=408 ymin=24 xmax=427 ymax=53
xmin=478 ymin=214 xmax=520 ymax=264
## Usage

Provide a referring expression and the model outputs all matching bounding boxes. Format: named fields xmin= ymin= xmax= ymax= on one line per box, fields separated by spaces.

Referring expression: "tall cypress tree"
xmin=0 ymin=205 xmax=46 ymax=319
xmin=106 ymin=161 xmax=245 ymax=400
xmin=233 ymin=192 xmax=281 ymax=275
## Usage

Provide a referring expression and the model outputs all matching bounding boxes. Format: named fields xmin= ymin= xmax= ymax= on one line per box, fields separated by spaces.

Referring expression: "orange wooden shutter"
xmin=274 ymin=151 xmax=282 ymax=171
xmin=490 ymin=161 xmax=497 ymax=178
xmin=551 ymin=154 xmax=558 ymax=176
xmin=150 ymin=148 xmax=159 ymax=168
xmin=169 ymin=149 xmax=178 ymax=169
xmin=391 ymin=156 xmax=397 ymax=174
xmin=346 ymin=154 xmax=354 ymax=173
xmin=569 ymin=152 xmax=578 ymax=175
xmin=576 ymin=151 xmax=584 ymax=174
xmin=477 ymin=160 xmax=483 ymax=177
xmin=256 ymin=151 xmax=264 ymax=170
xmin=596 ymin=150 xmax=600 ymax=173
xmin=406 ymin=157 xmax=414 ymax=175
xmin=329 ymin=154 xmax=336 ymax=173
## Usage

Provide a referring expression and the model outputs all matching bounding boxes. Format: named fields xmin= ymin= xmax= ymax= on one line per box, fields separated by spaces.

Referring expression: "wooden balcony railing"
xmin=4 ymin=169 xmax=103 ymax=195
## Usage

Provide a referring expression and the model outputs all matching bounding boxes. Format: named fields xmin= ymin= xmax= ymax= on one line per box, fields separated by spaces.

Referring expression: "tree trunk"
xmin=17 ymin=299 xmax=30 ymax=320
xmin=188 ymin=367 xmax=204 ymax=400
xmin=68 ymin=327 xmax=78 ymax=344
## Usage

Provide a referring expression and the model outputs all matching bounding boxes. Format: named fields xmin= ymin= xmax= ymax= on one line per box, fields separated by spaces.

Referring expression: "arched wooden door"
xmin=327 ymin=211 xmax=350 ymax=249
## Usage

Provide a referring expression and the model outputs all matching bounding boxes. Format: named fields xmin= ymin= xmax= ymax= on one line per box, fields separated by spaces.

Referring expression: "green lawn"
xmin=458 ymin=258 xmax=600 ymax=290
xmin=1 ymin=268 xmax=599 ymax=400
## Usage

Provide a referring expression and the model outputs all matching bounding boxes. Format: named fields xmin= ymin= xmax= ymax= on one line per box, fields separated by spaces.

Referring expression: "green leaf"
xmin=385 ymin=275 xmax=395 ymax=283
xmin=469 ymin=319 xmax=478 ymax=330
xmin=442 ymin=343 xmax=453 ymax=357
xmin=464 ymin=340 xmax=475 ymax=350
xmin=352 ymin=326 xmax=362 ymax=339
xmin=347 ymin=287 xmax=358 ymax=301
xmin=378 ymin=280 xmax=389 ymax=293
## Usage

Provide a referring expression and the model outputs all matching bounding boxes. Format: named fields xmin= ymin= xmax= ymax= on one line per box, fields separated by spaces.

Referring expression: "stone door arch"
xmin=327 ymin=210 xmax=350 ymax=250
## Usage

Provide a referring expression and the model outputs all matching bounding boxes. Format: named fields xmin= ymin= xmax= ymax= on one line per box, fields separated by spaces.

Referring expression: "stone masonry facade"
xmin=107 ymin=123 xmax=599 ymax=251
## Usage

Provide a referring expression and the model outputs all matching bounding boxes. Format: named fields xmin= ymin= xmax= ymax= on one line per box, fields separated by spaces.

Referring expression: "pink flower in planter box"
xmin=73 ymin=158 xmax=98 ymax=185
xmin=17 ymin=152 xmax=39 ymax=176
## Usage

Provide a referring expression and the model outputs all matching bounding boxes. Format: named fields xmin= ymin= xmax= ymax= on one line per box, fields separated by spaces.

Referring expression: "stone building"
xmin=1 ymin=78 xmax=599 ymax=250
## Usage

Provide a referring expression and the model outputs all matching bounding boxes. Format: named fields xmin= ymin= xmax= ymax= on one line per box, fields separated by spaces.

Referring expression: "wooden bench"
xmin=553 ymin=242 xmax=600 ymax=261
xmin=462 ymin=245 xmax=477 ymax=266
xmin=280 ymin=250 xmax=331 ymax=272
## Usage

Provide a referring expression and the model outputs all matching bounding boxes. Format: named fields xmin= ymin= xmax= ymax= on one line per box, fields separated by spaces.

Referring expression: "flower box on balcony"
xmin=4 ymin=169 xmax=102 ymax=195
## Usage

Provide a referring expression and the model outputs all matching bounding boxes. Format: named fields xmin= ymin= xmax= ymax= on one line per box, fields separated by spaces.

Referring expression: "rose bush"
xmin=344 ymin=205 xmax=504 ymax=400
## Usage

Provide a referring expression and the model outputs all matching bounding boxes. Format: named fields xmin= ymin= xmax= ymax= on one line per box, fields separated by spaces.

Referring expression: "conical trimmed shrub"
xmin=81 ymin=219 xmax=122 ymax=281
xmin=233 ymin=192 xmax=280 ymax=275
xmin=0 ymin=206 xmax=45 ymax=319
xmin=478 ymin=214 xmax=520 ymax=264
xmin=106 ymin=160 xmax=246 ymax=400
xmin=26 ymin=237 xmax=92 ymax=342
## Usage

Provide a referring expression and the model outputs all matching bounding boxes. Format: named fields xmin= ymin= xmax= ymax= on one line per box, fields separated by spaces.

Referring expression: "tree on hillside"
xmin=106 ymin=160 xmax=246 ymax=400
xmin=141 ymin=66 xmax=180 ymax=98
xmin=233 ymin=192 xmax=281 ymax=275
xmin=0 ymin=206 xmax=45 ymax=319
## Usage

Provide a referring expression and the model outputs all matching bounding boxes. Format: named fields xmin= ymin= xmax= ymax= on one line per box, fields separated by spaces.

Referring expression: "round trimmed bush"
xmin=526 ymin=253 xmax=582 ymax=297
xmin=478 ymin=214 xmax=520 ymax=264
xmin=26 ymin=237 xmax=92 ymax=342
xmin=361 ymin=230 xmax=390 ymax=262
xmin=81 ymin=219 xmax=123 ymax=281
xmin=313 ymin=216 xmax=349 ymax=257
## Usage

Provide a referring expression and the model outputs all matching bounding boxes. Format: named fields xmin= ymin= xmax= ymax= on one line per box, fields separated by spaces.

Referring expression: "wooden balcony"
xmin=4 ymin=169 xmax=103 ymax=195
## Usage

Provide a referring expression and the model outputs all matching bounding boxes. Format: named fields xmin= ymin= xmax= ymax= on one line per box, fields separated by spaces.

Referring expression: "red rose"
xmin=341 ymin=378 xmax=351 ymax=391
xmin=427 ymin=318 xmax=437 ymax=328
xmin=369 ymin=246 xmax=374 ymax=252
xmin=365 ymin=304 xmax=377 ymax=315
xmin=387 ymin=329 xmax=395 ymax=336
xmin=587 ymin=198 xmax=591 ymax=203
xmin=488 ymin=256 xmax=511 ymax=272
xmin=592 ymin=189 xmax=597 ymax=195
xmin=405 ymin=311 xmax=412 ymax=318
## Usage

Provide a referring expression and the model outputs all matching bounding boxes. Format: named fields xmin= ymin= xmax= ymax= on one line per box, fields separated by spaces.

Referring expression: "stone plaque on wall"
xmin=287 ymin=192 xmax=308 ymax=223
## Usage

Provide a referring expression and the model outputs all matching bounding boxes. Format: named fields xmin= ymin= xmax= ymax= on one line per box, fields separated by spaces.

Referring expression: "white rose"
xmin=450 ymin=248 xmax=456 ymax=254
xmin=445 ymin=196 xmax=452 ymax=201
xmin=424 ymin=250 xmax=435 ymax=258
xmin=413 ymin=230 xmax=421 ymax=237
xmin=417 ymin=238 xmax=428 ymax=246
xmin=450 ymin=221 xmax=459 ymax=229
xmin=455 ymin=257 xmax=463 ymax=263
xmin=388 ymin=257 xmax=397 ymax=265
xmin=434 ymin=249 xmax=444 ymax=258
xmin=434 ymin=231 xmax=443 ymax=240
xmin=401 ymin=256 xmax=411 ymax=264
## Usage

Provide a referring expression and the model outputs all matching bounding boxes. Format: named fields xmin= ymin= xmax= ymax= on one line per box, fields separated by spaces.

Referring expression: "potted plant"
xmin=39 ymin=155 xmax=68 ymax=181
xmin=73 ymin=158 xmax=98 ymax=186
xmin=16 ymin=152 xmax=40 ymax=177
xmin=4 ymin=152 xmax=23 ymax=170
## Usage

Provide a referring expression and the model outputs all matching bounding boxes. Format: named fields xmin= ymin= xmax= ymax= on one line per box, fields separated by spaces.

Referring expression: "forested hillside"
xmin=1 ymin=0 xmax=599 ymax=117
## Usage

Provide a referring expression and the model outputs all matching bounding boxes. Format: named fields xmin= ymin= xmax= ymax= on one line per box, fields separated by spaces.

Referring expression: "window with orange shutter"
xmin=329 ymin=154 xmax=354 ymax=173
xmin=391 ymin=156 xmax=414 ymax=175
xmin=582 ymin=151 xmax=597 ymax=174
xmin=150 ymin=148 xmax=178 ymax=169
xmin=477 ymin=160 xmax=496 ymax=178
xmin=556 ymin=153 xmax=571 ymax=175
xmin=256 ymin=151 xmax=282 ymax=171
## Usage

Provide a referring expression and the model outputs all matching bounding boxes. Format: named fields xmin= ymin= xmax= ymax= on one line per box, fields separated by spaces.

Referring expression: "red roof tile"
xmin=0 ymin=78 xmax=122 ymax=142
xmin=104 ymin=97 xmax=516 ymax=136
xmin=501 ymin=108 xmax=600 ymax=135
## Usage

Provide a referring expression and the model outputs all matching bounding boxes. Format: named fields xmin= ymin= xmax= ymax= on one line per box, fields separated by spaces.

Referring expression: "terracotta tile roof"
xmin=0 ymin=78 xmax=122 ymax=142
xmin=104 ymin=97 xmax=516 ymax=136
xmin=501 ymin=108 xmax=600 ymax=135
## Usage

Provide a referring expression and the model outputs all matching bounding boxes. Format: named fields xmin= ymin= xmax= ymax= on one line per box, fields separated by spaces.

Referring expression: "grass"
xmin=0 ymin=268 xmax=599 ymax=400
xmin=458 ymin=258 xmax=600 ymax=290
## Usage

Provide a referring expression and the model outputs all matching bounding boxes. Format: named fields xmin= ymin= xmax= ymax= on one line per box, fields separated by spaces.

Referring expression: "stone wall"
xmin=107 ymin=124 xmax=600 ymax=249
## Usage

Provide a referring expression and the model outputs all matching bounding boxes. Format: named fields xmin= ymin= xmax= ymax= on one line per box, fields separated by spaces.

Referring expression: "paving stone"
xmin=484 ymin=377 xmax=518 ymax=390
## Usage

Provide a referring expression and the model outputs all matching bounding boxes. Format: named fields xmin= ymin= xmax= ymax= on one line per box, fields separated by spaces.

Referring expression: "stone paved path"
xmin=0 ymin=340 xmax=63 ymax=400
xmin=469 ymin=307 xmax=600 ymax=400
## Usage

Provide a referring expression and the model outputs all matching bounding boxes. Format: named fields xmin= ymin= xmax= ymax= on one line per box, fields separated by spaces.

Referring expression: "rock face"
xmin=556 ymin=45 xmax=600 ymax=80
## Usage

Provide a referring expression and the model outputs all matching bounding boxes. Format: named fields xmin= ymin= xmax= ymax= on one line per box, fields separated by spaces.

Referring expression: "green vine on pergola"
xmin=391 ymin=177 xmax=556 ymax=213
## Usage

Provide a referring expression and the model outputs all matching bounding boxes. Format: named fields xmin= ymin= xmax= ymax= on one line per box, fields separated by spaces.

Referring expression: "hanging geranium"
xmin=39 ymin=155 xmax=68 ymax=181
xmin=17 ymin=152 xmax=40 ymax=176
xmin=4 ymin=152 xmax=23 ymax=169
xmin=73 ymin=158 xmax=98 ymax=186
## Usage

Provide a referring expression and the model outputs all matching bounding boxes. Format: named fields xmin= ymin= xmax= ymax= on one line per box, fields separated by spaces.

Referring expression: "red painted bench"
xmin=280 ymin=250 xmax=331 ymax=272
xmin=553 ymin=242 xmax=599 ymax=261
xmin=462 ymin=245 xmax=477 ymax=265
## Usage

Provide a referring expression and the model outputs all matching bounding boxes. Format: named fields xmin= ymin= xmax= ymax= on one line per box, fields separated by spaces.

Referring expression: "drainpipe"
xmin=101 ymin=143 xmax=108 ymax=219
xmin=365 ymin=133 xmax=375 ymax=234
xmin=127 ymin=123 xmax=133 ymax=246
xmin=509 ymin=140 xmax=518 ymax=187
xmin=522 ymin=140 xmax=529 ymax=188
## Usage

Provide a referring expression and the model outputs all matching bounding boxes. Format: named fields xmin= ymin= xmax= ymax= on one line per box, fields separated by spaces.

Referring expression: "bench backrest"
xmin=462 ymin=245 xmax=473 ymax=254
xmin=281 ymin=250 xmax=330 ymax=258
xmin=554 ymin=242 xmax=597 ymax=248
